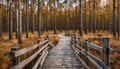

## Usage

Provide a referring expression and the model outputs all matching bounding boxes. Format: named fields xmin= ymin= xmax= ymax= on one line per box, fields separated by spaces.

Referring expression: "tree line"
xmin=0 ymin=0 xmax=120 ymax=44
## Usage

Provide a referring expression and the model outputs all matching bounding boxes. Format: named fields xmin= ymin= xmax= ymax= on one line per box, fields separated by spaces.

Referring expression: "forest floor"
xmin=72 ymin=30 xmax=120 ymax=69
xmin=0 ymin=30 xmax=120 ymax=69
xmin=0 ymin=31 xmax=60 ymax=69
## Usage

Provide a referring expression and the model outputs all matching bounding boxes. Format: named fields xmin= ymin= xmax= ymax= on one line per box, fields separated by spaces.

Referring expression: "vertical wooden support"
xmin=37 ymin=40 xmax=40 ymax=50
xmin=71 ymin=36 xmax=73 ymax=44
xmin=46 ymin=35 xmax=49 ymax=40
xmin=44 ymin=35 xmax=49 ymax=46
xmin=103 ymin=37 xmax=110 ymax=68
xmin=85 ymin=40 xmax=89 ymax=67
xmin=74 ymin=34 xmax=77 ymax=47
xmin=78 ymin=38 xmax=82 ymax=66
xmin=9 ymin=47 xmax=20 ymax=65
xmin=44 ymin=37 xmax=47 ymax=45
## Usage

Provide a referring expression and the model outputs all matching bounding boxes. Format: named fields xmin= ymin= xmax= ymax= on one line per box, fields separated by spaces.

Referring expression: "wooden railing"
xmin=9 ymin=35 xmax=54 ymax=69
xmin=71 ymin=35 xmax=114 ymax=69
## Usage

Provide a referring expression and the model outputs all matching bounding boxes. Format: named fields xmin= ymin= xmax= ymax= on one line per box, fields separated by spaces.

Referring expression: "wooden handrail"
xmin=75 ymin=39 xmax=114 ymax=54
xmin=72 ymin=41 xmax=110 ymax=69
xmin=71 ymin=35 xmax=114 ymax=69
xmin=9 ymin=35 xmax=54 ymax=69
xmin=10 ymin=40 xmax=48 ymax=57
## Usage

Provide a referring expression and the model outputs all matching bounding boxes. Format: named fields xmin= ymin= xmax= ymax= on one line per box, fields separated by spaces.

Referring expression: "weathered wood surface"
xmin=76 ymin=39 xmax=114 ymax=54
xmin=42 ymin=34 xmax=81 ymax=69
xmin=10 ymin=42 xmax=50 ymax=69
xmin=71 ymin=35 xmax=113 ymax=69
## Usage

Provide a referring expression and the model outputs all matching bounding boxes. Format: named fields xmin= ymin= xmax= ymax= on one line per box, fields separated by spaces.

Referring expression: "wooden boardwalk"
xmin=9 ymin=34 xmax=114 ymax=69
xmin=42 ymin=34 xmax=81 ymax=69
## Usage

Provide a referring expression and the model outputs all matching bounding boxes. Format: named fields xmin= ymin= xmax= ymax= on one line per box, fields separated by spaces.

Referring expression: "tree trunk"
xmin=26 ymin=0 xmax=29 ymax=38
xmin=93 ymin=0 xmax=96 ymax=33
xmin=50 ymin=5 xmax=53 ymax=30
xmin=15 ymin=1 xmax=18 ymax=38
xmin=0 ymin=6 xmax=2 ymax=38
xmin=17 ymin=0 xmax=22 ymax=44
xmin=9 ymin=0 xmax=13 ymax=39
xmin=65 ymin=9 xmax=67 ymax=33
xmin=118 ymin=0 xmax=120 ymax=36
xmin=79 ymin=0 xmax=83 ymax=36
xmin=113 ymin=0 xmax=116 ymax=37
xmin=54 ymin=0 xmax=57 ymax=34
xmin=89 ymin=0 xmax=91 ymax=32
xmin=31 ymin=0 xmax=34 ymax=34
xmin=38 ymin=0 xmax=41 ymax=36
xmin=46 ymin=9 xmax=49 ymax=32
xmin=84 ymin=0 xmax=87 ymax=34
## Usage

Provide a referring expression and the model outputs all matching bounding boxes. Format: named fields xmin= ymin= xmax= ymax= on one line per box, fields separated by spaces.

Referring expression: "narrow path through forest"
xmin=42 ymin=34 xmax=81 ymax=69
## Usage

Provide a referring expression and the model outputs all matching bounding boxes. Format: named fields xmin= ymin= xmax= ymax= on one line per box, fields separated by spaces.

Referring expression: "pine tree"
xmin=38 ymin=0 xmax=41 ymax=36
xmin=0 ymin=5 xmax=2 ymax=38
xmin=9 ymin=0 xmax=13 ymax=39
xmin=79 ymin=0 xmax=83 ymax=36
xmin=113 ymin=0 xmax=116 ymax=37
xmin=26 ymin=0 xmax=29 ymax=38
xmin=17 ymin=0 xmax=22 ymax=43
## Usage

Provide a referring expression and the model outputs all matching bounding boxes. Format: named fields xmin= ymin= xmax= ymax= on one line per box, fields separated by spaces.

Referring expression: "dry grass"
xmin=74 ymin=31 xmax=120 ymax=69
xmin=0 ymin=30 xmax=119 ymax=69
xmin=0 ymin=31 xmax=59 ymax=69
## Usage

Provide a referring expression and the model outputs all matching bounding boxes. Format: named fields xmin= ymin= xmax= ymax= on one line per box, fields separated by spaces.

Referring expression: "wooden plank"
xmin=71 ymin=45 xmax=90 ymax=69
xmin=49 ymin=42 xmax=54 ymax=47
xmin=72 ymin=45 xmax=79 ymax=54
xmin=71 ymin=42 xmax=104 ymax=69
xmin=32 ymin=47 xmax=49 ymax=69
xmin=32 ymin=53 xmax=43 ymax=69
xmin=43 ymin=35 xmax=82 ymax=69
xmin=10 ymin=42 xmax=50 ymax=69
xmin=75 ymin=45 xmax=110 ymax=69
xmin=73 ymin=51 xmax=90 ymax=69
xmin=88 ymin=43 xmax=114 ymax=54
xmin=77 ymin=48 xmax=103 ymax=69
xmin=87 ymin=50 xmax=110 ymax=69
xmin=73 ymin=42 xmax=110 ymax=69
xmin=76 ymin=39 xmax=114 ymax=54
xmin=39 ymin=51 xmax=49 ymax=68
xmin=87 ymin=43 xmax=102 ymax=52
xmin=14 ymin=40 xmax=48 ymax=57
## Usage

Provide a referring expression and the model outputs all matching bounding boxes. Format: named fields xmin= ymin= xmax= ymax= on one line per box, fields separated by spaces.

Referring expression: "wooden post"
xmin=78 ymin=38 xmax=82 ymax=66
xmin=44 ymin=35 xmax=49 ymax=45
xmin=71 ymin=36 xmax=74 ymax=44
xmin=74 ymin=34 xmax=77 ymax=46
xmin=9 ymin=47 xmax=20 ymax=65
xmin=103 ymin=37 xmax=110 ymax=68
xmin=37 ymin=40 xmax=40 ymax=50
xmin=46 ymin=35 xmax=49 ymax=40
xmin=85 ymin=40 xmax=89 ymax=67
